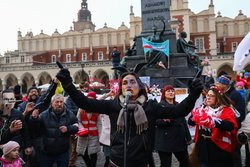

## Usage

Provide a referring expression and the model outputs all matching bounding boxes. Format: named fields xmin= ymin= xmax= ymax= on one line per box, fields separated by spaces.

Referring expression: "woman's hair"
xmin=160 ymin=85 xmax=177 ymax=104
xmin=209 ymin=86 xmax=233 ymax=108
xmin=117 ymin=72 xmax=147 ymax=99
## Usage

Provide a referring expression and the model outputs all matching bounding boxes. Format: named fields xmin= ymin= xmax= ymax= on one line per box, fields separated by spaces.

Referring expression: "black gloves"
xmin=188 ymin=79 xmax=203 ymax=97
xmin=238 ymin=132 xmax=248 ymax=144
xmin=56 ymin=68 xmax=73 ymax=87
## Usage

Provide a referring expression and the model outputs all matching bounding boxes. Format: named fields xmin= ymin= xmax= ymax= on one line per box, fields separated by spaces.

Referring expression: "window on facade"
xmin=217 ymin=43 xmax=220 ymax=53
xmin=5 ymin=57 xmax=10 ymax=64
xmin=66 ymin=54 xmax=71 ymax=63
xmin=20 ymin=56 xmax=25 ymax=63
xmin=82 ymin=52 xmax=87 ymax=62
xmin=51 ymin=55 xmax=56 ymax=63
xmin=98 ymin=52 xmax=103 ymax=61
xmin=195 ymin=37 xmax=204 ymax=53
xmin=232 ymin=42 xmax=238 ymax=52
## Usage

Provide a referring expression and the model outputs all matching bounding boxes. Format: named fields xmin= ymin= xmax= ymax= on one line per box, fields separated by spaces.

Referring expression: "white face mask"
xmin=2 ymin=92 xmax=16 ymax=112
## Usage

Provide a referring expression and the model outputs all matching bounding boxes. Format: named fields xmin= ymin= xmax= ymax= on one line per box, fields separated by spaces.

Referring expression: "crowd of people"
xmin=0 ymin=66 xmax=250 ymax=167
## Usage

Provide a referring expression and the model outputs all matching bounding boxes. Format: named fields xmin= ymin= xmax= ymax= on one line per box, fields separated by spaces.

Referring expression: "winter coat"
xmin=0 ymin=156 xmax=24 ymax=167
xmin=225 ymin=86 xmax=246 ymax=127
xmin=99 ymin=114 xmax=111 ymax=146
xmin=29 ymin=107 xmax=78 ymax=155
xmin=189 ymin=106 xmax=238 ymax=167
xmin=65 ymin=96 xmax=79 ymax=116
xmin=0 ymin=109 xmax=31 ymax=149
xmin=237 ymin=89 xmax=246 ymax=99
xmin=76 ymin=110 xmax=101 ymax=155
xmin=20 ymin=82 xmax=58 ymax=139
xmin=64 ymin=83 xmax=200 ymax=167
xmin=238 ymin=112 xmax=250 ymax=137
xmin=111 ymin=50 xmax=121 ymax=65
xmin=154 ymin=100 xmax=191 ymax=153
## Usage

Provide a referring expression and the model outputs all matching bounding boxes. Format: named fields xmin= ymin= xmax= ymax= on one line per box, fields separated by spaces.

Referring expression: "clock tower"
xmin=73 ymin=0 xmax=95 ymax=31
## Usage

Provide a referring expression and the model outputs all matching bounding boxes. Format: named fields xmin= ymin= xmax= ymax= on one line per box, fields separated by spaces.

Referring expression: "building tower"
xmin=73 ymin=0 xmax=95 ymax=31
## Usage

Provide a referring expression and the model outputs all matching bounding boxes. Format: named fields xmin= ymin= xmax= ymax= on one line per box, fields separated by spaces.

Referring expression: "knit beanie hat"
xmin=1 ymin=141 xmax=20 ymax=156
xmin=164 ymin=85 xmax=174 ymax=91
xmin=87 ymin=92 xmax=96 ymax=99
xmin=236 ymin=81 xmax=245 ymax=87
xmin=217 ymin=75 xmax=231 ymax=86
xmin=244 ymin=72 xmax=250 ymax=77
xmin=27 ymin=86 xmax=38 ymax=94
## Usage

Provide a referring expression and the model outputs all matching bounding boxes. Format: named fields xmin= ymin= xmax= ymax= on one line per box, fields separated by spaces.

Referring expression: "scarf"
xmin=117 ymin=95 xmax=148 ymax=134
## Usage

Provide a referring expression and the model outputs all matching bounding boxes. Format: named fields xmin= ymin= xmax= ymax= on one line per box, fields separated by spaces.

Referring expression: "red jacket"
xmin=194 ymin=107 xmax=238 ymax=153
xmin=80 ymin=110 xmax=99 ymax=136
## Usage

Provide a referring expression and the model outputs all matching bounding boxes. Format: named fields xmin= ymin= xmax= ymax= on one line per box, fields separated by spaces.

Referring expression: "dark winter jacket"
xmin=188 ymin=115 xmax=235 ymax=167
xmin=0 ymin=109 xmax=31 ymax=149
xmin=111 ymin=50 xmax=121 ymax=65
xmin=225 ymin=86 xmax=246 ymax=127
xmin=64 ymin=83 xmax=200 ymax=167
xmin=154 ymin=100 xmax=191 ymax=153
xmin=65 ymin=96 xmax=79 ymax=116
xmin=20 ymin=82 xmax=58 ymax=139
xmin=30 ymin=107 xmax=78 ymax=155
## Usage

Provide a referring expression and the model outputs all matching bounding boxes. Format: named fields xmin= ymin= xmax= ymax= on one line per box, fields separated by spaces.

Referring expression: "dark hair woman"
xmin=56 ymin=69 xmax=203 ymax=167
xmin=189 ymin=86 xmax=238 ymax=167
xmin=155 ymin=85 xmax=191 ymax=167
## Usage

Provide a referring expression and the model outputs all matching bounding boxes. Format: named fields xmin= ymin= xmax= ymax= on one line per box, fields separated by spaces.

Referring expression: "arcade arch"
xmin=217 ymin=63 xmax=234 ymax=78
xmin=73 ymin=70 xmax=89 ymax=84
xmin=5 ymin=74 xmax=18 ymax=89
xmin=21 ymin=72 xmax=35 ymax=93
xmin=92 ymin=69 xmax=109 ymax=86
xmin=38 ymin=72 xmax=52 ymax=85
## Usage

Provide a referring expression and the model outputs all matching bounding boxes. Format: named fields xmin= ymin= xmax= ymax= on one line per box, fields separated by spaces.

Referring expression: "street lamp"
xmin=81 ymin=62 xmax=85 ymax=82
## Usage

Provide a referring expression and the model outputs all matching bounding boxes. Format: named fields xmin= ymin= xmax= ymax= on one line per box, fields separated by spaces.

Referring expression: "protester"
xmin=18 ymin=87 xmax=39 ymax=113
xmin=76 ymin=92 xmax=101 ymax=167
xmin=189 ymin=86 xmax=238 ymax=167
xmin=110 ymin=47 xmax=121 ymax=79
xmin=216 ymin=75 xmax=246 ymax=127
xmin=216 ymin=75 xmax=246 ymax=167
xmin=0 ymin=141 xmax=25 ymax=167
xmin=56 ymin=68 xmax=203 ymax=167
xmin=13 ymin=85 xmax=23 ymax=109
xmin=24 ymin=79 xmax=58 ymax=167
xmin=236 ymin=81 xmax=246 ymax=99
xmin=155 ymin=85 xmax=191 ymax=167
xmin=97 ymin=89 xmax=116 ymax=167
xmin=29 ymin=94 xmax=78 ymax=167
xmin=0 ymin=89 xmax=32 ymax=156
xmin=236 ymin=71 xmax=250 ymax=89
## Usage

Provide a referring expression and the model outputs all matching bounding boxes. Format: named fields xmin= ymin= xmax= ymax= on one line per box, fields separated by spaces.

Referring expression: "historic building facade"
xmin=0 ymin=0 xmax=249 ymax=92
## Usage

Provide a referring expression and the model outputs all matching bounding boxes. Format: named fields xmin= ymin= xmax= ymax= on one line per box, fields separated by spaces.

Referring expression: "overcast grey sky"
xmin=0 ymin=0 xmax=249 ymax=55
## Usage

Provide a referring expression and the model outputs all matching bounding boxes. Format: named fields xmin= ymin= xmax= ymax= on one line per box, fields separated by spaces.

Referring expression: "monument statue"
xmin=116 ymin=0 xmax=200 ymax=88
xmin=146 ymin=20 xmax=167 ymax=69
xmin=176 ymin=31 xmax=201 ymax=69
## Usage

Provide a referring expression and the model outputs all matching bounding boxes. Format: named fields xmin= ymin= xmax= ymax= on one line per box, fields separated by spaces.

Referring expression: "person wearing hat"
xmin=0 ymin=141 xmax=25 ymax=167
xmin=216 ymin=75 xmax=246 ymax=167
xmin=236 ymin=81 xmax=246 ymax=99
xmin=18 ymin=86 xmax=39 ymax=114
xmin=76 ymin=91 xmax=101 ymax=167
xmin=236 ymin=71 xmax=250 ymax=89
xmin=154 ymin=85 xmax=191 ymax=167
